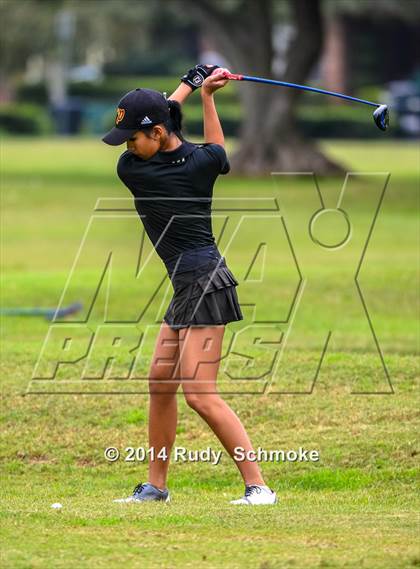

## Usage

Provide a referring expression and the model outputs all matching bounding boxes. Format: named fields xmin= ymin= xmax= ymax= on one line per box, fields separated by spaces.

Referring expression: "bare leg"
xmin=148 ymin=322 xmax=181 ymax=490
xmin=179 ymin=325 xmax=266 ymax=486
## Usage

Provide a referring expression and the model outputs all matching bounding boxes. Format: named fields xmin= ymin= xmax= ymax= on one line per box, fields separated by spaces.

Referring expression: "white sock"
xmin=148 ymin=482 xmax=166 ymax=492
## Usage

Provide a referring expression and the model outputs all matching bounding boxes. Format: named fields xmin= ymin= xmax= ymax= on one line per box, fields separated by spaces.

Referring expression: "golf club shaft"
xmin=225 ymin=73 xmax=380 ymax=108
xmin=1 ymin=307 xmax=55 ymax=316
xmin=0 ymin=302 xmax=82 ymax=319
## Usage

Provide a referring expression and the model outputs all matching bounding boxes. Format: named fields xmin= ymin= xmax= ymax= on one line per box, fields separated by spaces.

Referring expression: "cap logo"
xmin=140 ymin=116 xmax=153 ymax=125
xmin=115 ymin=108 xmax=125 ymax=125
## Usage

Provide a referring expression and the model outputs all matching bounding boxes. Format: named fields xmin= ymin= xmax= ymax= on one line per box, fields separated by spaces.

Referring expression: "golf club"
xmin=224 ymin=72 xmax=389 ymax=131
xmin=0 ymin=302 xmax=83 ymax=321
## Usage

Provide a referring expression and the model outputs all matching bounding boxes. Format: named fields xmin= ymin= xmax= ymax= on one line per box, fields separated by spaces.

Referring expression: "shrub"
xmin=0 ymin=103 xmax=53 ymax=135
xmin=16 ymin=76 xmax=239 ymax=105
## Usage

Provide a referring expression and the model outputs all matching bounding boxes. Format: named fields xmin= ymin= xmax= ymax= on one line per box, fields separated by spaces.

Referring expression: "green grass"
xmin=1 ymin=138 xmax=419 ymax=568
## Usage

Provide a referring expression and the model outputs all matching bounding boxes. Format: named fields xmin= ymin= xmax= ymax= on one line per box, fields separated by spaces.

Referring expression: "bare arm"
xmin=168 ymin=82 xmax=193 ymax=105
xmin=201 ymin=92 xmax=224 ymax=147
xmin=201 ymin=68 xmax=230 ymax=147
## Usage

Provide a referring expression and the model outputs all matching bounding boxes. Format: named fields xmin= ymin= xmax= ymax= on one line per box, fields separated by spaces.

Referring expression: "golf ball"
xmin=51 ymin=503 xmax=63 ymax=509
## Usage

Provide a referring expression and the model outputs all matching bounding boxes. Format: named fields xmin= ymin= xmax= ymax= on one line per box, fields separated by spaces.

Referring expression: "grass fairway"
xmin=1 ymin=137 xmax=419 ymax=568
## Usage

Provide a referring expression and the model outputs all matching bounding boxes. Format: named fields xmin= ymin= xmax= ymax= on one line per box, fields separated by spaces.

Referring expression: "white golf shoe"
xmin=230 ymin=484 xmax=277 ymax=505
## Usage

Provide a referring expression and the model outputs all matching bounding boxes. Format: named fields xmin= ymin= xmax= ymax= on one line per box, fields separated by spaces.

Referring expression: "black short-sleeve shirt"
xmin=117 ymin=141 xmax=230 ymax=261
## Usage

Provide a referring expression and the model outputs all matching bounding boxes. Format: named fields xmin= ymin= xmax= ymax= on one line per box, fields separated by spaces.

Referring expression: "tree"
xmin=185 ymin=0 xmax=343 ymax=175
xmin=0 ymin=0 xmax=196 ymax=82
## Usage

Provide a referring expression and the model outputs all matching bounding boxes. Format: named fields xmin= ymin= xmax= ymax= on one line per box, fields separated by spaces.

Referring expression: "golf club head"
xmin=46 ymin=302 xmax=83 ymax=321
xmin=373 ymin=104 xmax=389 ymax=131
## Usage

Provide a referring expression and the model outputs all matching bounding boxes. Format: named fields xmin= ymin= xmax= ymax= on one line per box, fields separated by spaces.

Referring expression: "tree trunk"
xmin=188 ymin=0 xmax=343 ymax=175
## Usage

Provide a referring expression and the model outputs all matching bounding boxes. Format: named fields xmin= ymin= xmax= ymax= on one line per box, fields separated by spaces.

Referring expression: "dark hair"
xmin=142 ymin=99 xmax=184 ymax=141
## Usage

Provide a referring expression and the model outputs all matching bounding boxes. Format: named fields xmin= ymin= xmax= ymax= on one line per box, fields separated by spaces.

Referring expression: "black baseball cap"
xmin=102 ymin=88 xmax=170 ymax=146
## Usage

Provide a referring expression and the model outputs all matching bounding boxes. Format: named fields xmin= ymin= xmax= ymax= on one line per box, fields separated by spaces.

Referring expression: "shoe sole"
xmin=230 ymin=496 xmax=278 ymax=505
xmin=113 ymin=494 xmax=171 ymax=504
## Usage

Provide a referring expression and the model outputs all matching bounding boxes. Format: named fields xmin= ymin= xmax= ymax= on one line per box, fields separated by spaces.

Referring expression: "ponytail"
xmin=166 ymin=99 xmax=184 ymax=141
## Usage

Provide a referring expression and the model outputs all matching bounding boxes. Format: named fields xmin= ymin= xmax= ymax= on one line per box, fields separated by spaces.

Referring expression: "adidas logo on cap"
xmin=140 ymin=116 xmax=153 ymax=125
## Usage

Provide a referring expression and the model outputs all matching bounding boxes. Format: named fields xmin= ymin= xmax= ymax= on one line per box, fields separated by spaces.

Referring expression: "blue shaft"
xmin=242 ymin=75 xmax=379 ymax=108
xmin=0 ymin=307 xmax=53 ymax=316
xmin=0 ymin=302 xmax=82 ymax=319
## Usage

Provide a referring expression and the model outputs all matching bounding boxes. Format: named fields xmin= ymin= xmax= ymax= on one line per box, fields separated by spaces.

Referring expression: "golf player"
xmin=102 ymin=65 xmax=277 ymax=506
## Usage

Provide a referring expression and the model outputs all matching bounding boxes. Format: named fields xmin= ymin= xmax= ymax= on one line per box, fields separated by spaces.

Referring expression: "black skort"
xmin=163 ymin=245 xmax=243 ymax=330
